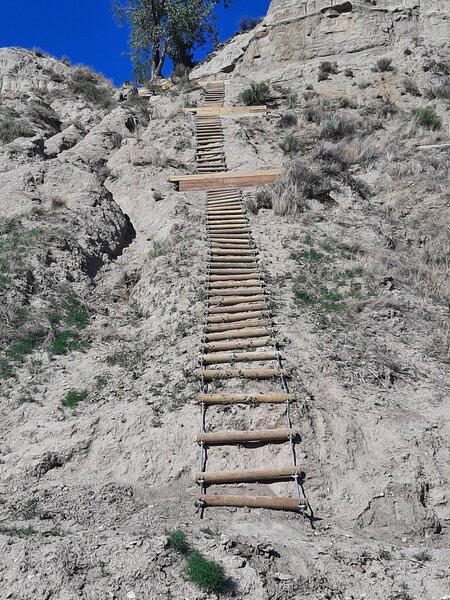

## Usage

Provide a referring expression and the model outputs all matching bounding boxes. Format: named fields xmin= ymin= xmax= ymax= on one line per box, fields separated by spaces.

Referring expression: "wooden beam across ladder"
xmin=169 ymin=169 xmax=281 ymax=191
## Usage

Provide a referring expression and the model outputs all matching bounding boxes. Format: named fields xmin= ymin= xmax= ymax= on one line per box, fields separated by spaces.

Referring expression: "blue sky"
xmin=0 ymin=0 xmax=270 ymax=85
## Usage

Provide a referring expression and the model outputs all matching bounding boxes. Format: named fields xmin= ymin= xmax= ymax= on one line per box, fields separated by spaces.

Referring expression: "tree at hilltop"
xmin=112 ymin=0 xmax=231 ymax=83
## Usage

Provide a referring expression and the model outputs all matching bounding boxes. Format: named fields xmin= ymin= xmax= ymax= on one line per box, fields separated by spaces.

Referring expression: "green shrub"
xmin=374 ymin=57 xmax=393 ymax=72
xmin=320 ymin=114 xmax=356 ymax=140
xmin=425 ymin=77 xmax=450 ymax=100
xmin=318 ymin=61 xmax=338 ymax=81
xmin=279 ymin=113 xmax=298 ymax=128
xmin=285 ymin=93 xmax=298 ymax=109
xmin=239 ymin=16 xmax=262 ymax=32
xmin=186 ymin=552 xmax=226 ymax=593
xmin=0 ymin=118 xmax=34 ymax=144
xmin=62 ymin=389 xmax=88 ymax=408
xmin=414 ymin=550 xmax=431 ymax=562
xmin=167 ymin=530 xmax=189 ymax=554
xmin=304 ymin=105 xmax=325 ymax=125
xmin=402 ymin=77 xmax=421 ymax=96
xmin=412 ymin=107 xmax=442 ymax=130
xmin=68 ymin=68 xmax=116 ymax=110
xmin=240 ymin=82 xmax=269 ymax=106
xmin=279 ymin=134 xmax=303 ymax=155
xmin=344 ymin=68 xmax=354 ymax=78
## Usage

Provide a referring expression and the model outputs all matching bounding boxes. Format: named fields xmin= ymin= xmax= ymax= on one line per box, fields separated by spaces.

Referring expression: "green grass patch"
xmin=0 ymin=357 xmax=13 ymax=379
xmin=50 ymin=331 xmax=86 ymax=355
xmin=64 ymin=296 xmax=89 ymax=329
xmin=62 ymin=389 xmax=88 ymax=408
xmin=186 ymin=552 xmax=226 ymax=594
xmin=167 ymin=530 xmax=189 ymax=554
xmin=291 ymin=248 xmax=326 ymax=264
xmin=95 ymin=376 xmax=108 ymax=390
xmin=412 ymin=107 xmax=442 ymax=130
xmin=9 ymin=331 xmax=46 ymax=362
xmin=0 ymin=525 xmax=35 ymax=537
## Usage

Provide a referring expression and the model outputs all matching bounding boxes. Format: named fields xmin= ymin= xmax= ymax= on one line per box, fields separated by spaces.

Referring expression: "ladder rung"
xmin=209 ymin=295 xmax=265 ymax=305
xmin=198 ymin=428 xmax=297 ymax=445
xmin=197 ymin=367 xmax=285 ymax=380
xmin=208 ymin=303 xmax=266 ymax=316
xmin=203 ymin=350 xmax=278 ymax=365
xmin=210 ymin=255 xmax=254 ymax=263
xmin=197 ymin=466 xmax=302 ymax=485
xmin=206 ymin=319 xmax=270 ymax=333
xmin=198 ymin=393 xmax=294 ymax=405
xmin=205 ymin=326 xmax=270 ymax=341
xmin=208 ymin=289 xmax=262 ymax=297
xmin=210 ymin=263 xmax=257 ymax=271
xmin=210 ymin=278 xmax=261 ymax=290
xmin=208 ymin=310 xmax=265 ymax=324
xmin=203 ymin=337 xmax=273 ymax=352
xmin=197 ymin=495 xmax=305 ymax=512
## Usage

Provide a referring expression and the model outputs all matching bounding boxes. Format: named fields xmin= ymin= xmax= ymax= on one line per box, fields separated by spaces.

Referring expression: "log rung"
xmin=208 ymin=302 xmax=267 ymax=316
xmin=208 ymin=288 xmax=262 ymax=296
xmin=207 ymin=310 xmax=265 ymax=324
xmin=197 ymin=428 xmax=298 ymax=445
xmin=203 ymin=350 xmax=277 ymax=365
xmin=206 ymin=319 xmax=270 ymax=333
xmin=209 ymin=295 xmax=265 ymax=305
xmin=205 ymin=326 xmax=270 ymax=342
xmin=196 ymin=466 xmax=302 ymax=485
xmin=198 ymin=393 xmax=294 ymax=405
xmin=197 ymin=367 xmax=285 ymax=380
xmin=197 ymin=495 xmax=306 ymax=512
xmin=203 ymin=337 xmax=273 ymax=352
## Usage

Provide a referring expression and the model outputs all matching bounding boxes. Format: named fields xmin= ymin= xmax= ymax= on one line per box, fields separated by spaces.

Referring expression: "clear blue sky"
xmin=0 ymin=0 xmax=270 ymax=85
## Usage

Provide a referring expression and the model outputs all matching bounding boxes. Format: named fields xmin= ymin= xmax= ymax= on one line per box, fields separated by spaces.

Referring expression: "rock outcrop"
xmin=191 ymin=0 xmax=450 ymax=79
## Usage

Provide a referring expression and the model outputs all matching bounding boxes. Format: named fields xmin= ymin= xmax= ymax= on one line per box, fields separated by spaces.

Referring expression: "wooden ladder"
xmin=194 ymin=82 xmax=308 ymax=515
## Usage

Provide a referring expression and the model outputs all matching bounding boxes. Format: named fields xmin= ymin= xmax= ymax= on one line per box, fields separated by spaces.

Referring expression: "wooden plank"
xmin=186 ymin=106 xmax=267 ymax=117
xmin=169 ymin=169 xmax=281 ymax=191
xmin=197 ymin=466 xmax=301 ymax=484
xmin=202 ymin=350 xmax=277 ymax=364
xmin=197 ymin=428 xmax=297 ymax=444
xmin=197 ymin=367 xmax=285 ymax=380
xmin=197 ymin=496 xmax=305 ymax=512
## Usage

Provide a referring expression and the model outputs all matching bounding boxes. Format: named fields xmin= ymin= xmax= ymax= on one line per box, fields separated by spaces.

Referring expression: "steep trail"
xmin=192 ymin=82 xmax=309 ymax=517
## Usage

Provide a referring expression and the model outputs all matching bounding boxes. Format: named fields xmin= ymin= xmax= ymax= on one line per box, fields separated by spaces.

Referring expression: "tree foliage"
xmin=113 ymin=0 xmax=231 ymax=83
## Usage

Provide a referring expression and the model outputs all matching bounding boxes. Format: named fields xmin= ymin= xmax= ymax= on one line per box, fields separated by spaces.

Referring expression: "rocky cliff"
xmin=192 ymin=0 xmax=450 ymax=78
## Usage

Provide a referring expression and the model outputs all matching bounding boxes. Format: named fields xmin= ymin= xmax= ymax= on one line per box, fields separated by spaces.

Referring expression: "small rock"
xmin=127 ymin=593 xmax=136 ymax=600
xmin=274 ymin=573 xmax=293 ymax=582
xmin=353 ymin=565 xmax=366 ymax=574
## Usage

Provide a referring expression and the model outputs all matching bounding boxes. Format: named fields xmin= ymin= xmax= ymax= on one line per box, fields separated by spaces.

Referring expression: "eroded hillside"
xmin=0 ymin=11 xmax=449 ymax=598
